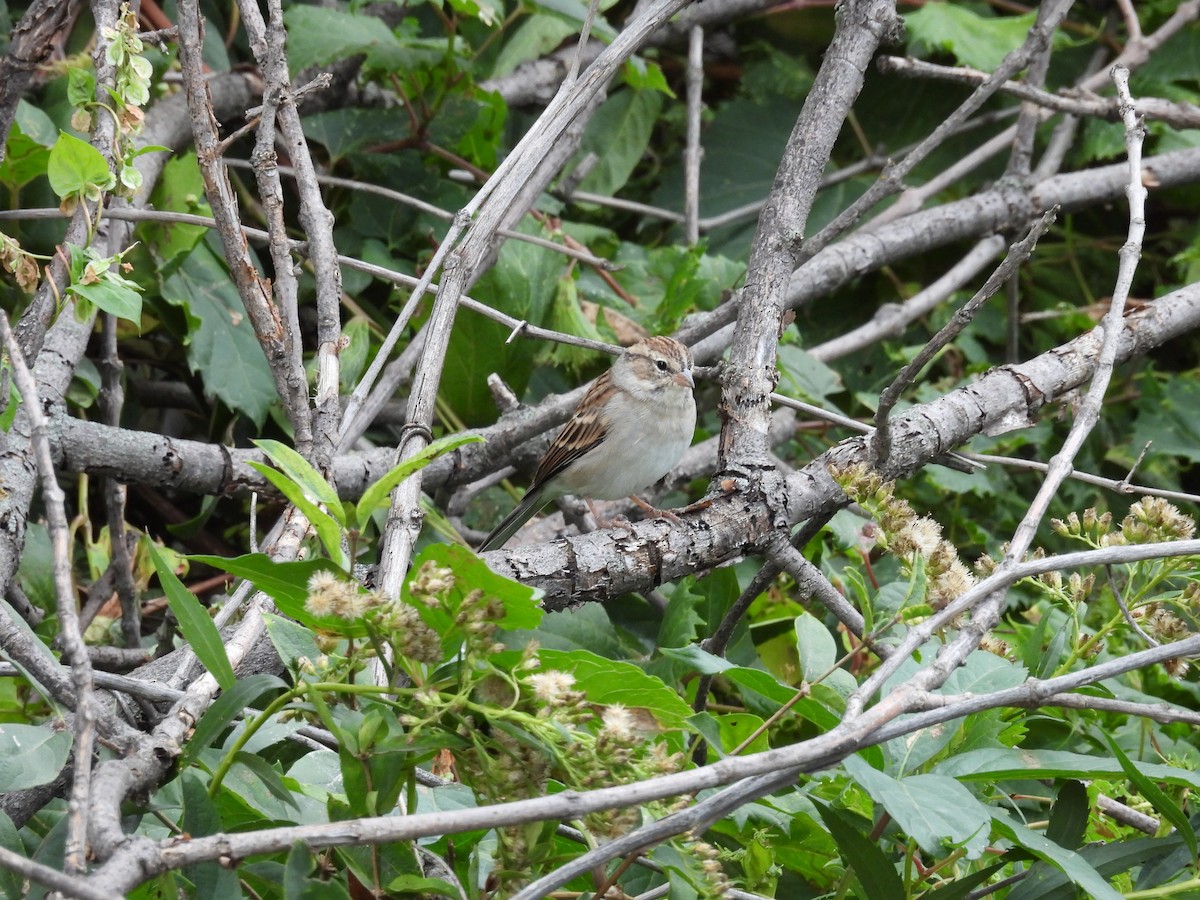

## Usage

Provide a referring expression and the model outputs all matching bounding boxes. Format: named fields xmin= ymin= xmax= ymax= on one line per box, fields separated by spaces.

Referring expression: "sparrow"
xmin=479 ymin=336 xmax=697 ymax=551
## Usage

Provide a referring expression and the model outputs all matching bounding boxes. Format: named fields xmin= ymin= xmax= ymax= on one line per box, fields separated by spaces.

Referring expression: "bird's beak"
xmin=675 ymin=369 xmax=695 ymax=389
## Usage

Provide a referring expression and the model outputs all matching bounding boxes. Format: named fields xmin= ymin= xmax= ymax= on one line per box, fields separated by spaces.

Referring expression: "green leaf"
xmin=0 ymin=726 xmax=70 ymax=790
xmin=263 ymin=612 xmax=324 ymax=670
xmin=248 ymin=462 xmax=348 ymax=569
xmin=936 ymin=748 xmax=1200 ymax=792
xmin=571 ymin=88 xmax=663 ymax=197
xmin=991 ymin=810 xmax=1122 ymax=900
xmin=656 ymin=586 xmax=703 ymax=649
xmin=160 ymin=239 xmax=276 ymax=426
xmin=491 ymin=15 xmax=576 ymax=78
xmin=1011 ymin=834 xmax=1188 ymax=900
xmin=0 ymin=811 xmax=25 ymax=900
xmin=68 ymin=272 xmax=143 ymax=322
xmin=777 ymin=344 xmax=844 ymax=404
xmin=179 ymin=673 xmax=287 ymax=769
xmin=354 ymin=433 xmax=483 ymax=528
xmin=537 ymin=648 xmax=694 ymax=729
xmin=0 ymin=112 xmax=53 ymax=189
xmin=813 ymin=799 xmax=905 ymax=899
xmin=386 ymin=875 xmax=459 ymax=897
xmin=794 ymin=611 xmax=836 ymax=684
xmin=1105 ymin=735 xmax=1197 ymax=861
xmin=46 ymin=131 xmax=114 ymax=199
xmin=283 ymin=6 xmax=402 ymax=73
xmin=903 ymin=5 xmax=1050 ymax=72
xmin=232 ymin=752 xmax=300 ymax=812
xmin=1044 ymin=780 xmax=1088 ymax=852
xmin=66 ymin=68 xmax=96 ymax=108
xmin=254 ymin=440 xmax=342 ymax=513
xmin=405 ymin=543 xmax=543 ymax=633
xmin=844 ymin=756 xmax=991 ymax=860
xmin=150 ymin=543 xmax=236 ymax=691
xmin=181 ymin=771 xmax=241 ymax=900
xmin=190 ymin=554 xmax=367 ymax=638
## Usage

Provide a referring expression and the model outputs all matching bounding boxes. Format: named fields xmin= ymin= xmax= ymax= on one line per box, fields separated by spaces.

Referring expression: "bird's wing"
xmin=530 ymin=371 xmax=615 ymax=488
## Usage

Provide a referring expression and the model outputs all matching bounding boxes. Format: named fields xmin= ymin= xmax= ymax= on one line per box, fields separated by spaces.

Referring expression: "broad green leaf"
xmin=991 ymin=810 xmax=1121 ymax=900
xmin=1045 ymin=780 xmax=1088 ymax=853
xmin=526 ymin=0 xmax=616 ymax=41
xmin=777 ymin=344 xmax=844 ymax=404
xmin=46 ymin=131 xmax=114 ymax=199
xmin=387 ymin=875 xmax=458 ymax=897
xmin=150 ymin=543 xmax=236 ymax=691
xmin=160 ymin=239 xmax=276 ymax=425
xmin=794 ymin=611 xmax=836 ymax=684
xmin=502 ymin=602 xmax=634 ymax=658
xmin=248 ymin=462 xmax=348 ymax=569
xmin=179 ymin=673 xmax=286 ymax=769
xmin=571 ymin=88 xmax=663 ymax=197
xmin=0 ymin=113 xmax=53 ymax=188
xmin=283 ymin=6 xmax=402 ymax=73
xmin=904 ymin=5 xmax=1057 ymax=72
xmin=232 ymin=752 xmax=300 ymax=812
xmin=491 ymin=15 xmax=575 ymax=78
xmin=936 ymin=748 xmax=1200 ymax=792
xmin=845 ymin=756 xmax=991 ymax=860
xmin=405 ymin=543 xmax=543 ymax=633
xmin=813 ymin=800 xmax=905 ymax=898
xmin=263 ymin=612 xmax=325 ymax=670
xmin=1012 ymin=834 xmax=1189 ymax=900
xmin=68 ymin=274 xmax=142 ymax=322
xmin=143 ymin=152 xmax=209 ymax=265
xmin=538 ymin=648 xmax=693 ymax=729
xmin=191 ymin=554 xmax=367 ymax=638
xmin=66 ymin=68 xmax=96 ymax=108
xmin=355 ymin=433 xmax=483 ymax=527
xmin=0 ymin=726 xmax=70 ymax=790
xmin=0 ymin=811 xmax=24 ymax=900
xmin=656 ymin=585 xmax=703 ymax=649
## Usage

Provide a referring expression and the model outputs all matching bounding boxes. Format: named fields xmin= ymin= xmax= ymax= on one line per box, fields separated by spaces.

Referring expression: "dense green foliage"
xmin=1 ymin=0 xmax=1200 ymax=898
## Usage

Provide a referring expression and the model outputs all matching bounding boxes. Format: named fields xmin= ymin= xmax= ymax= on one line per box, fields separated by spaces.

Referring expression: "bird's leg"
xmin=629 ymin=495 xmax=685 ymax=526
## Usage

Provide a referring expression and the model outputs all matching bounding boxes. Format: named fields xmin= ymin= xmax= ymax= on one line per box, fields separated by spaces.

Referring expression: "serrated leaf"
xmin=150 ymin=543 xmax=236 ymax=691
xmin=160 ymin=240 xmax=276 ymax=425
xmin=904 ymin=5 xmax=1046 ymax=72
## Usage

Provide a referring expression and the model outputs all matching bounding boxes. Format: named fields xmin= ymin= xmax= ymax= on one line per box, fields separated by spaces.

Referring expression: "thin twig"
xmin=873 ymin=208 xmax=1058 ymax=466
xmin=0 ymin=311 xmax=98 ymax=875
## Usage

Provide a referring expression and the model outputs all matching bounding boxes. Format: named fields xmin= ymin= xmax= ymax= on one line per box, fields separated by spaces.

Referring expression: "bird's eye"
xmin=655 ymin=359 xmax=669 ymax=372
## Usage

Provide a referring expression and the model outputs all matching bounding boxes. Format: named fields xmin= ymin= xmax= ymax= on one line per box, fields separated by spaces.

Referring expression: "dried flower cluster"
xmin=832 ymin=463 xmax=977 ymax=610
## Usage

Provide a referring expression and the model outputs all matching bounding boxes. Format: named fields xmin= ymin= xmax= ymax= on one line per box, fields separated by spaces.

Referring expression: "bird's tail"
xmin=478 ymin=486 xmax=548 ymax=552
